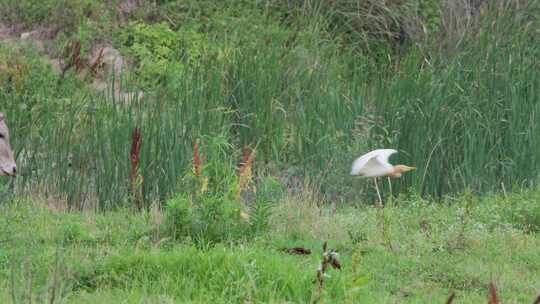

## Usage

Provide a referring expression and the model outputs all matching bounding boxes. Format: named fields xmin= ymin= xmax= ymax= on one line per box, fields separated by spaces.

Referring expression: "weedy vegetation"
xmin=0 ymin=0 xmax=539 ymax=302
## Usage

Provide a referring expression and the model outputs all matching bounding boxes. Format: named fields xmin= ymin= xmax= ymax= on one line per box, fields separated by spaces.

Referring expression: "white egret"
xmin=351 ymin=149 xmax=415 ymax=206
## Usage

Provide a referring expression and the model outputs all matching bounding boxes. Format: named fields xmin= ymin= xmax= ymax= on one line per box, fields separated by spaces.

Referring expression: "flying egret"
xmin=351 ymin=149 xmax=415 ymax=206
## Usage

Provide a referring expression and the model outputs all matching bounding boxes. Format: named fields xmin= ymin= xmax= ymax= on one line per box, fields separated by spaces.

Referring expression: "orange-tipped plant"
xmin=193 ymin=141 xmax=201 ymax=177
xmin=236 ymin=145 xmax=256 ymax=201
xmin=130 ymin=127 xmax=143 ymax=209
xmin=488 ymin=282 xmax=499 ymax=304
xmin=192 ymin=140 xmax=208 ymax=193
xmin=61 ymin=40 xmax=84 ymax=79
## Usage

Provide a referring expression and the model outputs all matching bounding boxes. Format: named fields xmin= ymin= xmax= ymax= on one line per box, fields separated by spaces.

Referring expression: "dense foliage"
xmin=0 ymin=0 xmax=539 ymax=208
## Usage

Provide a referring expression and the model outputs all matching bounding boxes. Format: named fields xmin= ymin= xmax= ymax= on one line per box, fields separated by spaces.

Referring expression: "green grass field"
xmin=2 ymin=189 xmax=539 ymax=303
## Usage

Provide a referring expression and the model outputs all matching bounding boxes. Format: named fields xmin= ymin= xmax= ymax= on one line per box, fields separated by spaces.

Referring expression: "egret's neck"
xmin=387 ymin=167 xmax=402 ymax=178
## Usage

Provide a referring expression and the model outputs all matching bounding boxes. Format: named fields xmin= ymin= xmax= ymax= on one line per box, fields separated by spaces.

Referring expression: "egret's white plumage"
xmin=351 ymin=149 xmax=415 ymax=207
xmin=351 ymin=149 xmax=398 ymax=177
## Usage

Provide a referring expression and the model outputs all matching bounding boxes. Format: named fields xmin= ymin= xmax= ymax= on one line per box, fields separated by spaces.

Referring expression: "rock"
xmin=20 ymin=30 xmax=40 ymax=40
xmin=0 ymin=23 xmax=13 ymax=40
xmin=20 ymin=27 xmax=57 ymax=40
xmin=91 ymin=79 xmax=108 ymax=92
xmin=89 ymin=45 xmax=125 ymax=78
xmin=18 ymin=28 xmax=56 ymax=51
xmin=91 ymin=78 xmax=144 ymax=104
xmin=118 ymin=0 xmax=142 ymax=15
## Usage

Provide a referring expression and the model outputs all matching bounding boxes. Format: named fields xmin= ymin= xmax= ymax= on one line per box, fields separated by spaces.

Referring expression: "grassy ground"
xmin=1 ymin=190 xmax=539 ymax=303
xmin=1 ymin=1 xmax=539 ymax=303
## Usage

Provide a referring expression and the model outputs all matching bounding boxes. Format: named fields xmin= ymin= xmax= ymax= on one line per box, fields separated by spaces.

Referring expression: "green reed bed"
xmin=1 ymin=1 xmax=539 ymax=208
xmin=370 ymin=3 xmax=540 ymax=198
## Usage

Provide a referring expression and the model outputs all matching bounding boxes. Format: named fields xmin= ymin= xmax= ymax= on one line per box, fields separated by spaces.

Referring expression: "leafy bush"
xmin=249 ymin=176 xmax=285 ymax=233
xmin=164 ymin=192 xmax=250 ymax=244
xmin=117 ymin=21 xmax=213 ymax=88
xmin=163 ymin=135 xmax=281 ymax=244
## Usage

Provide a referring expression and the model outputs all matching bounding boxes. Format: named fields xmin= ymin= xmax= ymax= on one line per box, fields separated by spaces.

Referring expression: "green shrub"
xmin=1 ymin=0 xmax=100 ymax=31
xmin=164 ymin=192 xmax=249 ymax=244
xmin=117 ymin=21 xmax=213 ymax=88
xmin=249 ymin=176 xmax=285 ymax=233
xmin=162 ymin=135 xmax=287 ymax=244
xmin=163 ymin=135 xmax=254 ymax=244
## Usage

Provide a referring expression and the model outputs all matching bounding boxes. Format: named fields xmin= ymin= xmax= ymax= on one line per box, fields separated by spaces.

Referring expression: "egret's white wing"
xmin=375 ymin=149 xmax=398 ymax=166
xmin=357 ymin=157 xmax=389 ymax=177
xmin=351 ymin=150 xmax=379 ymax=175
xmin=351 ymin=149 xmax=397 ymax=177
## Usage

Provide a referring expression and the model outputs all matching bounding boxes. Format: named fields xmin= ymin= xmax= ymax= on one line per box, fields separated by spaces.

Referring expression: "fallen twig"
xmin=282 ymin=247 xmax=312 ymax=255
